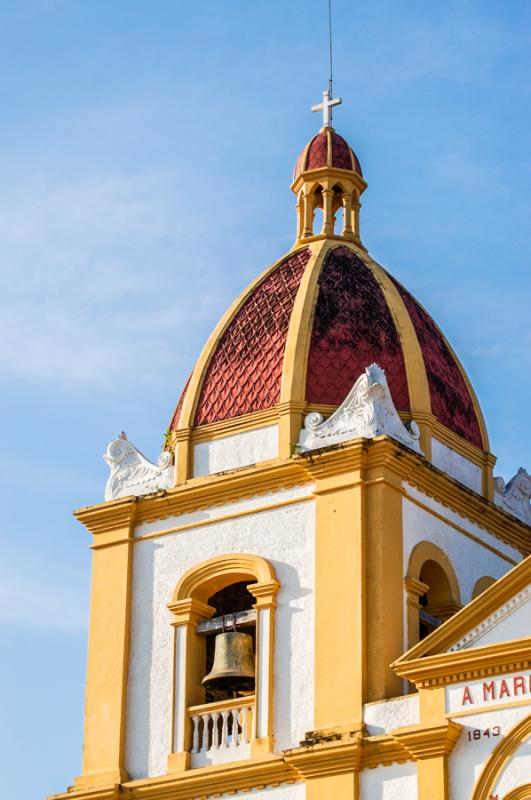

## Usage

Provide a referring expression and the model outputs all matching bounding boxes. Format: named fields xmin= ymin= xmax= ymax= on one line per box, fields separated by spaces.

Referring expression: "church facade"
xmin=50 ymin=108 xmax=531 ymax=800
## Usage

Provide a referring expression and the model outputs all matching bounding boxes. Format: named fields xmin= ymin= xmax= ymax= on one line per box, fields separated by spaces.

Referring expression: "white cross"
xmin=311 ymin=89 xmax=342 ymax=128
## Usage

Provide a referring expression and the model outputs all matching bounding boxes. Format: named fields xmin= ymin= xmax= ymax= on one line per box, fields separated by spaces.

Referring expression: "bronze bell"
xmin=202 ymin=631 xmax=255 ymax=692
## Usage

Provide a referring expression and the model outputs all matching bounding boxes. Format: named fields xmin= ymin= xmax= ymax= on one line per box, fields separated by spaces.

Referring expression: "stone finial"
xmin=103 ymin=434 xmax=174 ymax=501
xmin=493 ymin=467 xmax=531 ymax=526
xmin=298 ymin=363 xmax=423 ymax=454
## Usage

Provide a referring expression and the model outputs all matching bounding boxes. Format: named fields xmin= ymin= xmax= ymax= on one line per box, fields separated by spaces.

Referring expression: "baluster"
xmin=241 ymin=705 xmax=249 ymax=744
xmin=232 ymin=708 xmax=240 ymax=747
xmin=211 ymin=711 xmax=221 ymax=749
xmin=201 ymin=713 xmax=211 ymax=752
xmin=191 ymin=715 xmax=200 ymax=753
xmin=221 ymin=710 xmax=230 ymax=747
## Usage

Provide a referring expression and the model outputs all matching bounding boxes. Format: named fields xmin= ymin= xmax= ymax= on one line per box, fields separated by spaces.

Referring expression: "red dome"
xmin=293 ymin=129 xmax=363 ymax=181
xmin=172 ymin=244 xmax=484 ymax=451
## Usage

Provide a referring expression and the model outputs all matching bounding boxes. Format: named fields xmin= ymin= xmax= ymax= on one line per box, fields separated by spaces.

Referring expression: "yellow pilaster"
xmin=364 ymin=465 xmax=405 ymax=701
xmin=311 ymin=461 xmax=365 ymax=731
xmin=393 ymin=687 xmax=461 ymax=800
xmin=72 ymin=499 xmax=136 ymax=790
xmin=307 ymin=772 xmax=358 ymax=800
xmin=174 ymin=427 xmax=192 ymax=484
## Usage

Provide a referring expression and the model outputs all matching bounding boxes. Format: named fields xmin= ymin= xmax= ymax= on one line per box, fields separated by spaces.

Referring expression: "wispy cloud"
xmin=0 ymin=166 xmax=235 ymax=387
xmin=0 ymin=551 xmax=88 ymax=632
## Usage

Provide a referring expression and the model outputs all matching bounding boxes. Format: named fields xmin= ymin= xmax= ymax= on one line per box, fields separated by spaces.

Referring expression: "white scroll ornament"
xmin=298 ymin=363 xmax=423 ymax=454
xmin=104 ymin=432 xmax=174 ymax=501
xmin=493 ymin=468 xmax=531 ymax=526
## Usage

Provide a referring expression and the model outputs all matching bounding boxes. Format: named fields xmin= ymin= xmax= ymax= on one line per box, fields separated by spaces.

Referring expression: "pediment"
xmin=393 ymin=555 xmax=531 ymax=679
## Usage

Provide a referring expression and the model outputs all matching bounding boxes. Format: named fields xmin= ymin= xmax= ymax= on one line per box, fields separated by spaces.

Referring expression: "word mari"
xmin=461 ymin=673 xmax=531 ymax=706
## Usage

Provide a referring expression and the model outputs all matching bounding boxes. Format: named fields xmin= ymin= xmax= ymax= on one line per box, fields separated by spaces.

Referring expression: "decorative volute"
xmin=291 ymin=124 xmax=367 ymax=245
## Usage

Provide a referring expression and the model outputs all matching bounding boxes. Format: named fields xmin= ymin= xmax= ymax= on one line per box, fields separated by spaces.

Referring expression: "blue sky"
xmin=0 ymin=1 xmax=529 ymax=797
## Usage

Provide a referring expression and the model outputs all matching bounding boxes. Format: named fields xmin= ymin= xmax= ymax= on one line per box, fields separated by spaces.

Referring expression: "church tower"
xmin=50 ymin=96 xmax=531 ymax=800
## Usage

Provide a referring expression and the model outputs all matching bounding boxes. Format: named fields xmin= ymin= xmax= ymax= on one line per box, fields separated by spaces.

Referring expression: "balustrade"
xmin=187 ymin=696 xmax=254 ymax=767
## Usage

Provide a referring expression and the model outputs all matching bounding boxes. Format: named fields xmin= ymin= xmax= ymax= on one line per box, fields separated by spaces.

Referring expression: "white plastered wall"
xmin=403 ymin=484 xmax=520 ymax=603
xmin=363 ymin=694 xmax=419 ymax=736
xmin=359 ymin=761 xmax=417 ymax=800
xmin=193 ymin=425 xmax=278 ymax=477
xmin=125 ymin=485 xmax=315 ymax=779
xmin=431 ymin=438 xmax=482 ymax=493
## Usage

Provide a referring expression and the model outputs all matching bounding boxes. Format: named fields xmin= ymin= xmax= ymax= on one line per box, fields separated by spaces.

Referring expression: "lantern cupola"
xmin=291 ymin=91 xmax=367 ymax=245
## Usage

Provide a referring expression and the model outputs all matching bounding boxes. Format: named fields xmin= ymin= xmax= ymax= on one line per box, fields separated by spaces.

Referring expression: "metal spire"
xmin=311 ymin=0 xmax=342 ymax=128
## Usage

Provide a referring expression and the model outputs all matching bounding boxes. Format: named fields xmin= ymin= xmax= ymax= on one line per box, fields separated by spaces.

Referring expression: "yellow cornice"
xmin=361 ymin=734 xmax=410 ymax=768
xmin=285 ymin=735 xmax=363 ymax=779
xmin=190 ymin=406 xmax=281 ymax=443
xmin=49 ymin=758 xmax=299 ymax=800
xmin=49 ymin=721 xmax=471 ymax=799
xmin=394 ymin=637 xmax=531 ymax=688
xmin=393 ymin=720 xmax=462 ymax=759
xmin=290 ymin=166 xmax=367 ymax=196
xmin=76 ymin=438 xmax=529 ymax=558
xmin=74 ymin=496 xmax=136 ymax=545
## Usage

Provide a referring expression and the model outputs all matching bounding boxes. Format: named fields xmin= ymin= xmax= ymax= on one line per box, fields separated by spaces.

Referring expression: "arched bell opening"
xmin=203 ymin=581 xmax=256 ymax=703
xmin=405 ymin=542 xmax=462 ymax=651
xmin=167 ymin=553 xmax=279 ymax=766
xmin=418 ymin=559 xmax=460 ymax=640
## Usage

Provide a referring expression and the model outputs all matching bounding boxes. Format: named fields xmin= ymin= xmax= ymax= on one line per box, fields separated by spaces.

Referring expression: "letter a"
xmin=462 ymin=686 xmax=474 ymax=705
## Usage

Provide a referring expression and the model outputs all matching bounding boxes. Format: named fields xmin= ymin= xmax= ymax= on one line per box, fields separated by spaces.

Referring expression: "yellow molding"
xmin=285 ymin=736 xmax=362 ymax=779
xmin=428 ymin=414 xmax=488 ymax=467
xmin=291 ymin=166 xmax=367 ymax=196
xmin=98 ymin=758 xmax=298 ymax=800
xmin=187 ymin=694 xmax=255 ymax=716
xmin=171 ymin=552 xmax=278 ymax=604
xmin=190 ymin=406 xmax=281 ymax=443
xmin=394 ymin=638 xmax=531 ymax=688
xmin=360 ymin=250 xmax=431 ymax=415
xmin=166 ymin=598 xmax=215 ymax=627
xmin=280 ymin=238 xmax=326 ymax=404
xmin=361 ymin=734 xmax=411 ymax=768
xmin=76 ymin=438 xmax=530 ymax=560
xmin=279 ymin=239 xmax=329 ymax=457
xmin=75 ymin=496 xmax=136 ymax=537
xmin=502 ymin=784 xmax=531 ymax=800
xmin=392 ymin=720 xmax=462 ymax=759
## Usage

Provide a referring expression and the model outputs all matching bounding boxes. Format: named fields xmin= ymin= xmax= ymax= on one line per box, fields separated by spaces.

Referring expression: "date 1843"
xmin=467 ymin=726 xmax=501 ymax=741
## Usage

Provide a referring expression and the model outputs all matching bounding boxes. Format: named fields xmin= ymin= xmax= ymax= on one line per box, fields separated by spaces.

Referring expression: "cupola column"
xmin=295 ymin=192 xmax=304 ymax=241
xmin=322 ymin=188 xmax=334 ymax=236
xmin=342 ymin=191 xmax=354 ymax=237
xmin=302 ymin=192 xmax=314 ymax=238
xmin=352 ymin=197 xmax=361 ymax=242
